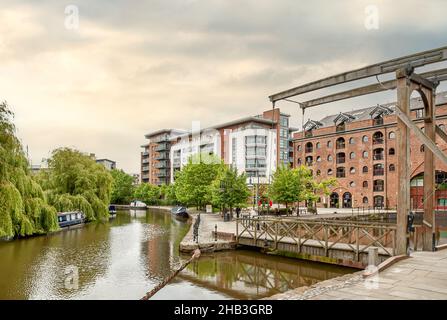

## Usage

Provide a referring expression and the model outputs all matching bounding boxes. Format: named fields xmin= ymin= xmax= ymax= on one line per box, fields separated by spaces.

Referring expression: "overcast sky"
xmin=2 ymin=0 xmax=447 ymax=174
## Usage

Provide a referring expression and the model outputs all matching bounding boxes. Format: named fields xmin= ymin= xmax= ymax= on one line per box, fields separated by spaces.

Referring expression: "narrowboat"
xmin=57 ymin=211 xmax=85 ymax=228
xmin=130 ymin=200 xmax=147 ymax=209
xmin=109 ymin=205 xmax=117 ymax=215
xmin=171 ymin=206 xmax=189 ymax=219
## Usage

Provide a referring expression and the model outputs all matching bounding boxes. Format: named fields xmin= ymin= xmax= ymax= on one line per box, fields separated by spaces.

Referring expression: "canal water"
xmin=0 ymin=209 xmax=354 ymax=300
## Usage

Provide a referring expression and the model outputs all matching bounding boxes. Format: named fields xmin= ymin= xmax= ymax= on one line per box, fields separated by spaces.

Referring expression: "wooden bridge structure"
xmin=269 ymin=46 xmax=447 ymax=256
xmin=236 ymin=216 xmax=396 ymax=268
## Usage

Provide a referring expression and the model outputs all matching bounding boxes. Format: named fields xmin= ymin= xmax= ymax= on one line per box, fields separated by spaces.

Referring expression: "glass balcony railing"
xmin=156 ymin=152 xmax=169 ymax=160
xmin=155 ymin=143 xmax=169 ymax=152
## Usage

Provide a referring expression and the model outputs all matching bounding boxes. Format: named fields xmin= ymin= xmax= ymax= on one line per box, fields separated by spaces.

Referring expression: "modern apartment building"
xmin=140 ymin=108 xmax=295 ymax=185
xmin=96 ymin=159 xmax=116 ymax=171
xmin=141 ymin=129 xmax=186 ymax=184
xmin=293 ymin=91 xmax=447 ymax=209
xmin=168 ymin=108 xmax=296 ymax=184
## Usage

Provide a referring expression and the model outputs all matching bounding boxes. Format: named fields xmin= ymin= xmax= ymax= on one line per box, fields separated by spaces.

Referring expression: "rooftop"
xmin=303 ymin=91 xmax=447 ymax=130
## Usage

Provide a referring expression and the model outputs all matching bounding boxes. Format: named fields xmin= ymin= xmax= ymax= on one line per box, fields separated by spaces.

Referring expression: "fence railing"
xmin=236 ymin=216 xmax=396 ymax=259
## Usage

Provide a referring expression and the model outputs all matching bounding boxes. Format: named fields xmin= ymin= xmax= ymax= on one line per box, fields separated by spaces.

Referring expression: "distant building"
xmin=140 ymin=108 xmax=296 ymax=185
xmin=96 ymin=159 xmax=117 ymax=171
xmin=293 ymin=91 xmax=447 ymax=209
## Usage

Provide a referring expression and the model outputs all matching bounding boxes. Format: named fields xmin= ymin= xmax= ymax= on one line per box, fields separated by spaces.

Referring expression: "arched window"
xmin=389 ymin=131 xmax=395 ymax=139
xmin=349 ymin=181 xmax=356 ymax=187
xmin=297 ymin=158 xmax=302 ymax=165
xmin=305 ymin=156 xmax=313 ymax=166
xmin=420 ymin=145 xmax=425 ymax=152
xmin=327 ymin=155 xmax=333 ymax=162
xmin=439 ymin=124 xmax=445 ymax=132
xmin=336 ymin=167 xmax=346 ymax=178
xmin=316 ymin=170 xmax=321 ymax=176
xmin=363 ymin=166 xmax=368 ymax=173
xmin=305 ymin=142 xmax=313 ymax=153
xmin=373 ymin=180 xmax=384 ymax=192
xmin=373 ymin=163 xmax=384 ymax=176
xmin=363 ymin=151 xmax=369 ymax=159
xmin=389 ymin=164 xmax=395 ymax=172
xmin=349 ymin=137 xmax=355 ymax=144
xmin=389 ymin=148 xmax=395 ymax=155
xmin=363 ymin=181 xmax=368 ymax=188
xmin=363 ymin=197 xmax=369 ymax=204
xmin=373 ymin=131 xmax=384 ymax=144
xmin=350 ymin=152 xmax=355 ymax=159
xmin=350 ymin=167 xmax=356 ymax=174
xmin=297 ymin=145 xmax=302 ymax=152
xmin=373 ymin=148 xmax=384 ymax=160
xmin=336 ymin=152 xmax=346 ymax=164
xmin=336 ymin=137 xmax=346 ymax=149
xmin=316 ymin=142 xmax=321 ymax=149
xmin=362 ymin=135 xmax=369 ymax=143
xmin=327 ymin=169 xmax=333 ymax=175
xmin=316 ymin=156 xmax=322 ymax=162
xmin=327 ymin=141 xmax=333 ymax=148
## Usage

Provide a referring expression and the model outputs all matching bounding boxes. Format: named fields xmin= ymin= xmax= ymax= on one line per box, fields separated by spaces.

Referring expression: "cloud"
xmin=1 ymin=0 xmax=447 ymax=173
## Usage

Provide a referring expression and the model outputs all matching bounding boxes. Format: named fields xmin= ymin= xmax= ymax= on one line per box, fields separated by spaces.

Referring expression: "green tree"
xmin=174 ymin=154 xmax=223 ymax=209
xmin=211 ymin=166 xmax=250 ymax=213
xmin=160 ymin=183 xmax=177 ymax=204
xmin=110 ymin=169 xmax=134 ymax=204
xmin=269 ymin=165 xmax=303 ymax=209
xmin=37 ymin=148 xmax=113 ymax=221
xmin=133 ymin=183 xmax=160 ymax=205
xmin=0 ymin=102 xmax=58 ymax=238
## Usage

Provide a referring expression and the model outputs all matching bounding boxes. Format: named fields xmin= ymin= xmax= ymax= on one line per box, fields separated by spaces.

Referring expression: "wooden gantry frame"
xmin=269 ymin=46 xmax=447 ymax=255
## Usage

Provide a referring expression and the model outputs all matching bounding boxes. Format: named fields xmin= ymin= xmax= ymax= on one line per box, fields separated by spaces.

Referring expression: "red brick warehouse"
xmin=293 ymin=92 xmax=447 ymax=209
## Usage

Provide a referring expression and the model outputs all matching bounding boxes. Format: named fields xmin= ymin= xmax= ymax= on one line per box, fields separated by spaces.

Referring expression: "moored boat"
xmin=171 ymin=206 xmax=189 ymax=219
xmin=57 ymin=211 xmax=85 ymax=228
xmin=109 ymin=205 xmax=117 ymax=215
xmin=130 ymin=200 xmax=147 ymax=209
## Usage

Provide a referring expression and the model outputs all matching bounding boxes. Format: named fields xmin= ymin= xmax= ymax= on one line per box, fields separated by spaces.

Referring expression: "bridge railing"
xmin=236 ymin=216 xmax=397 ymax=259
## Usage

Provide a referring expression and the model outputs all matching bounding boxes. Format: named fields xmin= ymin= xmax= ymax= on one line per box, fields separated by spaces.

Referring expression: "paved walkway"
xmin=267 ymin=249 xmax=447 ymax=300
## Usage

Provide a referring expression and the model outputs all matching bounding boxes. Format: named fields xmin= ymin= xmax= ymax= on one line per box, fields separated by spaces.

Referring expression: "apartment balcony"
xmin=142 ymin=151 xmax=149 ymax=156
xmin=152 ymin=134 xmax=170 ymax=143
xmin=373 ymin=154 xmax=384 ymax=161
xmin=155 ymin=143 xmax=169 ymax=152
xmin=155 ymin=152 xmax=169 ymax=160
xmin=142 ymin=174 xmax=149 ymax=180
xmin=373 ymin=186 xmax=384 ymax=192
xmin=336 ymin=142 xmax=345 ymax=149
xmin=142 ymin=158 xmax=149 ymax=164
xmin=155 ymin=161 xmax=169 ymax=169
xmin=173 ymin=159 xmax=181 ymax=168
xmin=157 ymin=170 xmax=168 ymax=177
xmin=142 ymin=166 xmax=149 ymax=172
xmin=373 ymin=169 xmax=384 ymax=176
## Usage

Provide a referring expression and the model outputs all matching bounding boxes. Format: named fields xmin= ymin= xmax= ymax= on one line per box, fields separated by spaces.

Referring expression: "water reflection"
xmin=0 ymin=209 xmax=354 ymax=300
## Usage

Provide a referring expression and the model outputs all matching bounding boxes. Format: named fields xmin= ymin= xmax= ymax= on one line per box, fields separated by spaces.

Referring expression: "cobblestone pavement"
xmin=266 ymin=249 xmax=447 ymax=300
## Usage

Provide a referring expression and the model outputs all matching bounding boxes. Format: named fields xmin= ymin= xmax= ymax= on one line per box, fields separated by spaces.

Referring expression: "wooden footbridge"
xmin=236 ymin=216 xmax=396 ymax=268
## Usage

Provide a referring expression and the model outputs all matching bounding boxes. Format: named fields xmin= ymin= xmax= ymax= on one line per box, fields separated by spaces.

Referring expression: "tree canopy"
xmin=110 ymin=169 xmax=135 ymax=204
xmin=0 ymin=102 xmax=58 ymax=238
xmin=269 ymin=165 xmax=336 ymax=208
xmin=211 ymin=165 xmax=250 ymax=213
xmin=174 ymin=154 xmax=223 ymax=209
xmin=133 ymin=183 xmax=161 ymax=205
xmin=36 ymin=148 xmax=113 ymax=221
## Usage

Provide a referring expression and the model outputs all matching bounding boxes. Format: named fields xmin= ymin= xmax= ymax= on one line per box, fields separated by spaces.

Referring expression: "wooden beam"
xmin=395 ymin=108 xmax=447 ymax=165
xmin=300 ymin=69 xmax=447 ymax=109
xmin=269 ymin=46 xmax=447 ymax=102
xmin=436 ymin=125 xmax=447 ymax=142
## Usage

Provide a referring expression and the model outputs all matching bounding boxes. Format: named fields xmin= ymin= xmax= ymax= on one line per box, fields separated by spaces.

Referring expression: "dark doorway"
xmin=330 ymin=192 xmax=339 ymax=208
xmin=342 ymin=192 xmax=352 ymax=208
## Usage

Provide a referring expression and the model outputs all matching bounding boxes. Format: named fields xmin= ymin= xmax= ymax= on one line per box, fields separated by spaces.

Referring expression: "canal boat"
xmin=130 ymin=200 xmax=147 ymax=209
xmin=109 ymin=205 xmax=117 ymax=215
xmin=171 ymin=206 xmax=189 ymax=219
xmin=57 ymin=211 xmax=85 ymax=228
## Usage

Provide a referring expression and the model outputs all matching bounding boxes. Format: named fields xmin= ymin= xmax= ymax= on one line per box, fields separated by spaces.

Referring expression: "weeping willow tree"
xmin=0 ymin=102 xmax=59 ymax=238
xmin=36 ymin=148 xmax=113 ymax=222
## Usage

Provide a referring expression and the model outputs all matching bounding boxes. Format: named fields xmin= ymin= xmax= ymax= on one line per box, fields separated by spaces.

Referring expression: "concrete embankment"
xmin=179 ymin=213 xmax=237 ymax=253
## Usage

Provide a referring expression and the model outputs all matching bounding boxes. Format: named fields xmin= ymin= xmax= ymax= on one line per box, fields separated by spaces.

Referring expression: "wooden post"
xmin=423 ymin=87 xmax=436 ymax=251
xmin=395 ymin=69 xmax=411 ymax=256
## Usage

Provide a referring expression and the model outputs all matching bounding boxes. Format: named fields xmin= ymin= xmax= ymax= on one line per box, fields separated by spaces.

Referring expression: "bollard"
xmin=368 ymin=247 xmax=379 ymax=267
xmin=215 ymin=224 xmax=217 ymax=242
